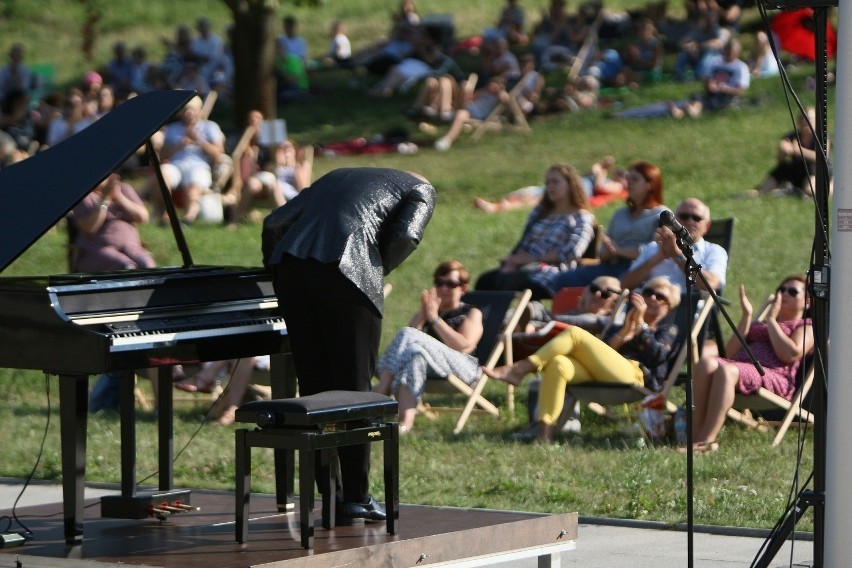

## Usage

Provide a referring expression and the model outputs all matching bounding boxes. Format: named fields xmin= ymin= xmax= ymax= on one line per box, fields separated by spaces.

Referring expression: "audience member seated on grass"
xmin=617 ymin=18 xmax=665 ymax=86
xmin=351 ymin=0 xmax=420 ymax=76
xmin=70 ymin=173 xmax=154 ymax=272
xmin=432 ymin=50 xmax=530 ymax=153
xmin=475 ymin=164 xmax=596 ymax=300
xmin=537 ymin=74 xmax=600 ymax=114
xmin=274 ymin=40 xmax=309 ymax=103
xmin=45 ymin=88 xmax=95 ymax=148
xmin=748 ymin=30 xmax=780 ymax=78
xmin=324 ymin=20 xmax=352 ymax=68
xmin=278 ymin=15 xmax=309 ymax=63
xmin=161 ymin=24 xmax=199 ymax=87
xmin=689 ymin=275 xmax=813 ymax=453
xmin=404 ymin=47 xmax=469 ymax=122
xmin=103 ymin=41 xmax=134 ymax=100
xmin=0 ymin=88 xmax=36 ymax=157
xmin=191 ymin=17 xmax=226 ymax=85
xmin=70 ymin=174 xmax=157 ymax=413
xmin=748 ymin=107 xmax=827 ymax=199
xmin=619 ymin=197 xmax=727 ymax=294
xmin=669 ymin=38 xmax=749 ymax=119
xmin=236 ymin=138 xmax=313 ymax=222
xmin=474 ymin=155 xmax=626 ymax=213
xmin=174 ymin=61 xmax=211 ymax=99
xmin=0 ymin=43 xmax=32 ymax=105
xmin=488 ymin=0 xmax=529 ymax=46
xmin=151 ymin=95 xmax=225 ymax=225
xmin=531 ymin=161 xmax=666 ymax=296
xmin=531 ymin=0 xmax=591 ymax=72
xmin=673 ymin=8 xmax=730 ymax=82
xmin=369 ymin=38 xmax=461 ymax=99
xmin=372 ymin=260 xmax=483 ymax=434
xmin=485 ymin=276 xmax=680 ymax=442
xmin=129 ymin=46 xmax=154 ymax=94
xmin=174 ymin=357 xmax=262 ymax=425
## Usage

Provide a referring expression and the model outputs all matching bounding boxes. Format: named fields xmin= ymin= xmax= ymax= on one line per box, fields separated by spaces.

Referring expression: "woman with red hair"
xmin=532 ymin=161 xmax=666 ymax=296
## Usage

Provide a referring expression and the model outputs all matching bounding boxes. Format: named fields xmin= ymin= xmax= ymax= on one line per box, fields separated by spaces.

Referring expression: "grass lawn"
xmin=0 ymin=0 xmax=828 ymax=532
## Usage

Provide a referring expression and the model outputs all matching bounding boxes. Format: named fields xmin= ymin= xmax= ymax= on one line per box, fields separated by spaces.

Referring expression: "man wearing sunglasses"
xmin=620 ymin=197 xmax=727 ymax=295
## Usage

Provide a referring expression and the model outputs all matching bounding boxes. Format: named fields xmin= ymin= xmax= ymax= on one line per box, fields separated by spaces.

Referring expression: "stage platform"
xmin=0 ymin=489 xmax=577 ymax=567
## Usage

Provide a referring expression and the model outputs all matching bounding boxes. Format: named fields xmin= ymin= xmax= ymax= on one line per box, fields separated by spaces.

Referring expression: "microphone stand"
xmin=673 ymin=235 xmax=764 ymax=568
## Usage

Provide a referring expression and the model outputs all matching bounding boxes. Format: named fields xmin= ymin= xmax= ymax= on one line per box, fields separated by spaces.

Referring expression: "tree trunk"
xmin=225 ymin=0 xmax=278 ymax=127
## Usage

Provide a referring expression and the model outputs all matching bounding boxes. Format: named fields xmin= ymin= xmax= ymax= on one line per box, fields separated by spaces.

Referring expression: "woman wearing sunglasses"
xmin=690 ymin=275 xmax=813 ymax=452
xmin=484 ymin=276 xmax=680 ymax=442
xmin=373 ymin=260 xmax=484 ymax=434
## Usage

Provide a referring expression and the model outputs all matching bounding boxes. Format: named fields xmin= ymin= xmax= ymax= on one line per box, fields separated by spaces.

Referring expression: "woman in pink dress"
xmin=71 ymin=173 xmax=154 ymax=272
xmin=690 ymin=274 xmax=813 ymax=452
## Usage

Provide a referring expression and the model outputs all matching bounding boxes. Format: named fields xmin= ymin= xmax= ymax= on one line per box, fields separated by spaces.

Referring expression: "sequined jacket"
xmin=262 ymin=167 xmax=436 ymax=314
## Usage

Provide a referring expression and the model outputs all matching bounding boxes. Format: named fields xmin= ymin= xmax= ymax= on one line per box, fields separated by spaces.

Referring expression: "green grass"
xmin=0 ymin=0 xmax=825 ymax=532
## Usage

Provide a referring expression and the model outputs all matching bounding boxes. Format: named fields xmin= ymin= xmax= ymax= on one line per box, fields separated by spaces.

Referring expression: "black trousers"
xmin=274 ymin=256 xmax=382 ymax=503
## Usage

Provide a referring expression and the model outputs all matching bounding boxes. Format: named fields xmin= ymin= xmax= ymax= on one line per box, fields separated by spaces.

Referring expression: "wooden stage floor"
xmin=0 ymin=489 xmax=578 ymax=567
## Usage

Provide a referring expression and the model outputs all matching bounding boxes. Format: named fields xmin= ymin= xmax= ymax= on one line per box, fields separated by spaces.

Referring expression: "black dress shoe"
xmin=336 ymin=495 xmax=387 ymax=525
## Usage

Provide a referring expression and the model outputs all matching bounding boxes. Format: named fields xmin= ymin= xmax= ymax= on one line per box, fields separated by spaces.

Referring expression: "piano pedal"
xmin=172 ymin=501 xmax=200 ymax=512
xmin=149 ymin=506 xmax=170 ymax=521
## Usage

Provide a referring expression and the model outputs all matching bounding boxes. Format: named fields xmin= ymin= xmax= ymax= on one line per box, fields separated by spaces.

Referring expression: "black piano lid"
xmin=0 ymin=89 xmax=196 ymax=273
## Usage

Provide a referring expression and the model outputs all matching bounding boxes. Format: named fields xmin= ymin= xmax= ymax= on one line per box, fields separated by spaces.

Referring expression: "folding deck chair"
xmin=470 ymin=71 xmax=543 ymax=141
xmin=565 ymin=293 xmax=717 ymax=415
xmin=726 ymin=296 xmax=817 ymax=446
xmin=422 ymin=289 xmax=532 ymax=434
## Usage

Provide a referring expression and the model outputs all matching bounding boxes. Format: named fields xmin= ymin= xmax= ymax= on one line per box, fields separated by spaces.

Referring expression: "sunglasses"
xmin=777 ymin=286 xmax=802 ymax=298
xmin=642 ymin=288 xmax=670 ymax=304
xmin=676 ymin=212 xmax=705 ymax=223
xmin=589 ymin=283 xmax=620 ymax=299
xmin=434 ymin=278 xmax=463 ymax=289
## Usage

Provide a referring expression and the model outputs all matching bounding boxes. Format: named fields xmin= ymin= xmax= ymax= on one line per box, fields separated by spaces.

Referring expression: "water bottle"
xmin=674 ymin=407 xmax=687 ymax=446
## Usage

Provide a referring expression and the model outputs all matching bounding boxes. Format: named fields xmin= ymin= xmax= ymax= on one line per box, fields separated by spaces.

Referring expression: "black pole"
xmin=684 ymin=262 xmax=695 ymax=568
xmin=751 ymin=4 xmax=832 ymax=566
xmin=809 ymin=7 xmax=831 ymax=566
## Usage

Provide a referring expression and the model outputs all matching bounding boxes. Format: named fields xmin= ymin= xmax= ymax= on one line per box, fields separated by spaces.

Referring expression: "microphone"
xmin=659 ymin=210 xmax=694 ymax=245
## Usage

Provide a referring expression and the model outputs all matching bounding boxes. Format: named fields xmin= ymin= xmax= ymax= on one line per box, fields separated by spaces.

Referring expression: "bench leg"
xmin=322 ymin=449 xmax=338 ymax=529
xmin=235 ymin=429 xmax=251 ymax=543
xmin=299 ymin=448 xmax=315 ymax=549
xmin=385 ymin=424 xmax=399 ymax=534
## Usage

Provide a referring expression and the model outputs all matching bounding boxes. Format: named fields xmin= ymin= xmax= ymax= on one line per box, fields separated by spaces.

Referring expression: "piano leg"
xmin=157 ymin=367 xmax=174 ymax=491
xmin=59 ymin=374 xmax=89 ymax=545
xmin=270 ymin=353 xmax=296 ymax=511
xmin=118 ymin=371 xmax=137 ymax=497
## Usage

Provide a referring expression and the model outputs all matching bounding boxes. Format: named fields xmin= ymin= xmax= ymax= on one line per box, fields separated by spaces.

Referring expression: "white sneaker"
xmin=560 ymin=418 xmax=582 ymax=434
xmin=434 ymin=137 xmax=452 ymax=152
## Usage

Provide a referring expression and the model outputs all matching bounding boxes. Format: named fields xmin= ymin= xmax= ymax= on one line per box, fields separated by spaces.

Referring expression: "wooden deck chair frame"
xmin=567 ymin=294 xmax=717 ymax=416
xmin=726 ymin=296 xmax=816 ymax=446
xmin=422 ymin=289 xmax=532 ymax=434
xmin=470 ymin=71 xmax=542 ymax=141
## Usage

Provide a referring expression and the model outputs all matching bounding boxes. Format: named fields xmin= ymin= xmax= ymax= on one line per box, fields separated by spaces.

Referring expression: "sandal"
xmin=174 ymin=375 xmax=218 ymax=394
xmin=677 ymin=441 xmax=720 ymax=454
xmin=695 ymin=441 xmax=720 ymax=453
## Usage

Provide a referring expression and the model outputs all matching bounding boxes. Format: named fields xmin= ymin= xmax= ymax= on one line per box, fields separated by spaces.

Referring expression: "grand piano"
xmin=0 ymin=90 xmax=295 ymax=544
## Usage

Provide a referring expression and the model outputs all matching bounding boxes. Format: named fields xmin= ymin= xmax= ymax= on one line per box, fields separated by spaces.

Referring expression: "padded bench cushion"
xmin=235 ymin=390 xmax=398 ymax=427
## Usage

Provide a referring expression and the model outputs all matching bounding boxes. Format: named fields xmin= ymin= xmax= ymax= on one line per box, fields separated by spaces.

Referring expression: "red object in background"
xmin=769 ymin=8 xmax=837 ymax=62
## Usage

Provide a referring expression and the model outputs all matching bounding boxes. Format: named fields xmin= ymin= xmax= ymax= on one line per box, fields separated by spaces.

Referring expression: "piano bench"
xmin=234 ymin=390 xmax=399 ymax=549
